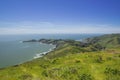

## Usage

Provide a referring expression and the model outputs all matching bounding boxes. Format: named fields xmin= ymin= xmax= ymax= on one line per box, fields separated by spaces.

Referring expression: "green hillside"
xmin=0 ymin=34 xmax=120 ymax=80
xmin=85 ymin=34 xmax=120 ymax=49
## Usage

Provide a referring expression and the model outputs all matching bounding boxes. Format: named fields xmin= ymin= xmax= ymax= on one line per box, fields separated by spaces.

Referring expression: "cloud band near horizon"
xmin=0 ymin=22 xmax=120 ymax=35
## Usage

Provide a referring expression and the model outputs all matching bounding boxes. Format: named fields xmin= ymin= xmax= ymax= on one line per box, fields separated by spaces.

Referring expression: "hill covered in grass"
xmin=0 ymin=34 xmax=120 ymax=80
xmin=85 ymin=34 xmax=120 ymax=49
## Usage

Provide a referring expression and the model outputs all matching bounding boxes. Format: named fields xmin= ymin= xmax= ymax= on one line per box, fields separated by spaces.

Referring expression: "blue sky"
xmin=0 ymin=0 xmax=120 ymax=34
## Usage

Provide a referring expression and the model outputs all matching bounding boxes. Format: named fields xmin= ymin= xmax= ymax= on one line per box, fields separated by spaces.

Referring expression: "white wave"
xmin=49 ymin=48 xmax=52 ymax=51
xmin=39 ymin=42 xmax=42 ymax=44
xmin=33 ymin=46 xmax=56 ymax=59
xmin=33 ymin=53 xmax=42 ymax=59
xmin=19 ymin=41 xmax=23 ymax=43
xmin=49 ymin=43 xmax=53 ymax=45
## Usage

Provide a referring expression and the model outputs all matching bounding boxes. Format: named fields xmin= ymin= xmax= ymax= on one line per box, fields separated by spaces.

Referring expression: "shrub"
xmin=39 ymin=64 xmax=49 ymax=69
xmin=104 ymin=67 xmax=120 ymax=75
xmin=105 ymin=67 xmax=120 ymax=80
xmin=42 ymin=70 xmax=48 ymax=77
xmin=75 ymin=60 xmax=81 ymax=63
xmin=78 ymin=74 xmax=93 ymax=80
xmin=51 ymin=59 xmax=58 ymax=64
xmin=18 ymin=74 xmax=33 ymax=80
xmin=95 ymin=55 xmax=103 ymax=63
xmin=118 ymin=54 xmax=120 ymax=57
xmin=106 ymin=57 xmax=112 ymax=61
xmin=60 ymin=67 xmax=78 ymax=79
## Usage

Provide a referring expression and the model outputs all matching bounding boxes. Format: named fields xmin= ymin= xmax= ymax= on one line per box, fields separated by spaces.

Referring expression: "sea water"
xmin=0 ymin=34 xmax=101 ymax=68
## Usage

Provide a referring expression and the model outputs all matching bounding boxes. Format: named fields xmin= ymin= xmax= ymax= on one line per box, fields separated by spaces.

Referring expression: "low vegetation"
xmin=0 ymin=34 xmax=120 ymax=80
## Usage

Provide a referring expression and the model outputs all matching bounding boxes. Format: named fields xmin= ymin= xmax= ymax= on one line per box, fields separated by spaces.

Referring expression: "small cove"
xmin=0 ymin=41 xmax=55 ymax=68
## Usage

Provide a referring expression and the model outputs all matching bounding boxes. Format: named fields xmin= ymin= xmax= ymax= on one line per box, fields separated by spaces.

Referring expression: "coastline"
xmin=0 ymin=41 xmax=56 ymax=69
xmin=33 ymin=45 xmax=56 ymax=59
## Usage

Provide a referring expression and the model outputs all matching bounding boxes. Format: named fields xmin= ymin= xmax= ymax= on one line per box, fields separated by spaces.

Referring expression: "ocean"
xmin=0 ymin=34 xmax=102 ymax=68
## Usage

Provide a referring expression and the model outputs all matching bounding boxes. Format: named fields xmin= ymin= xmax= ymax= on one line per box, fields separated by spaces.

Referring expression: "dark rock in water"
xmin=22 ymin=39 xmax=37 ymax=42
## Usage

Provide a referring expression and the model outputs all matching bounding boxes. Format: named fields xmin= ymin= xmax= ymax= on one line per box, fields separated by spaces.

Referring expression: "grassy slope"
xmin=0 ymin=51 xmax=119 ymax=80
xmin=85 ymin=34 xmax=120 ymax=48
xmin=0 ymin=34 xmax=120 ymax=80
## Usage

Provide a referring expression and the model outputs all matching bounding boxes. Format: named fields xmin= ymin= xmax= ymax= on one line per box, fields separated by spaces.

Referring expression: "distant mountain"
xmin=85 ymin=34 xmax=120 ymax=49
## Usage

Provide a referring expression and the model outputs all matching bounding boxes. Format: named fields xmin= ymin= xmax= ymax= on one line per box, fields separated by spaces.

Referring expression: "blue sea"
xmin=0 ymin=34 xmax=102 ymax=68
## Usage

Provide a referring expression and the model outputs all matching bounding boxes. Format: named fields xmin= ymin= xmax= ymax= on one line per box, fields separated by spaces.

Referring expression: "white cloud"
xmin=0 ymin=21 xmax=120 ymax=34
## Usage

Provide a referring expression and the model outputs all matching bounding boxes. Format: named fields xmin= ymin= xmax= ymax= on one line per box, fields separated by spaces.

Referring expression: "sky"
xmin=0 ymin=0 xmax=120 ymax=34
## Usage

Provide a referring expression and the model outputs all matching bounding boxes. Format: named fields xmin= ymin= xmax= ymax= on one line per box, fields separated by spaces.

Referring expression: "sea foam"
xmin=33 ymin=46 xmax=56 ymax=59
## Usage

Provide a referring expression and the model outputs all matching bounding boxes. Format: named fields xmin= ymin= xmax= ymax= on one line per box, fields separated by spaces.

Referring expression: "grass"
xmin=0 ymin=50 xmax=120 ymax=80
